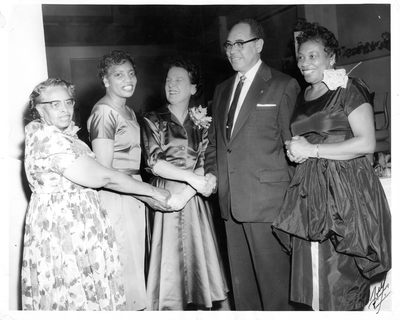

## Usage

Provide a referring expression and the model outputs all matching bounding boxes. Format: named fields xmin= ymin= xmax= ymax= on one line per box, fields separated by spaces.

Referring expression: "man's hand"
xmin=202 ymin=173 xmax=217 ymax=197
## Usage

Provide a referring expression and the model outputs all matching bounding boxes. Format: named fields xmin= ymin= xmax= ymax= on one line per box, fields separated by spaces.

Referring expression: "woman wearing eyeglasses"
xmin=21 ymin=78 xmax=170 ymax=310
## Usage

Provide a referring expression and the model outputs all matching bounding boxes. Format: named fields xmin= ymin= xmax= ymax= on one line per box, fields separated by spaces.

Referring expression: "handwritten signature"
xmin=368 ymin=273 xmax=391 ymax=313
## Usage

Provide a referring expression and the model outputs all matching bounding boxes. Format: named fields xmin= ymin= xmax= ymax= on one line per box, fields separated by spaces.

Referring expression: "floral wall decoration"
xmin=292 ymin=18 xmax=390 ymax=59
xmin=340 ymin=31 xmax=390 ymax=58
xmin=282 ymin=16 xmax=390 ymax=88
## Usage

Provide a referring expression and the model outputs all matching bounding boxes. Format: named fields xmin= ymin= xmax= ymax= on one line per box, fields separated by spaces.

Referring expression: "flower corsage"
xmin=322 ymin=61 xmax=362 ymax=90
xmin=189 ymin=105 xmax=212 ymax=129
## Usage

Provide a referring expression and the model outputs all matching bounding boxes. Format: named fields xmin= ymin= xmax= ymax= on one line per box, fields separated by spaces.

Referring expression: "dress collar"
xmin=33 ymin=119 xmax=81 ymax=138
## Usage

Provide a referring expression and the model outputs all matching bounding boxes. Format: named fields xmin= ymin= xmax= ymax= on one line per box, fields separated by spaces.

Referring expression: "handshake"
xmin=145 ymin=173 xmax=217 ymax=212
xmin=197 ymin=173 xmax=217 ymax=197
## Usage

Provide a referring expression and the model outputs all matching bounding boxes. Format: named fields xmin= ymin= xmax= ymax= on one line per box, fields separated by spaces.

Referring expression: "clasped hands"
xmin=189 ymin=173 xmax=217 ymax=197
xmin=145 ymin=173 xmax=217 ymax=212
xmin=165 ymin=173 xmax=217 ymax=211
xmin=285 ymin=135 xmax=310 ymax=164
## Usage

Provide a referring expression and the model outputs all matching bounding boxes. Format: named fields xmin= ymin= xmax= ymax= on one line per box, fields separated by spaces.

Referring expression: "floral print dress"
xmin=21 ymin=120 xmax=126 ymax=311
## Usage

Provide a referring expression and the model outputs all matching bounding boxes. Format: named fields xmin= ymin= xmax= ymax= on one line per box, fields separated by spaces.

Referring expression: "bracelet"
xmin=316 ymin=144 xmax=320 ymax=159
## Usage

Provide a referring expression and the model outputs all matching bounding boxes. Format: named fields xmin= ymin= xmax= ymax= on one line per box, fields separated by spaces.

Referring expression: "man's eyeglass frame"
xmin=223 ymin=38 xmax=260 ymax=52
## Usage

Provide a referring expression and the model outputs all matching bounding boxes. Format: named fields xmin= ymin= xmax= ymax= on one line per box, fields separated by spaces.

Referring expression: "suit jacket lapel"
xmin=230 ymin=64 xmax=272 ymax=142
xmin=218 ymin=76 xmax=236 ymax=145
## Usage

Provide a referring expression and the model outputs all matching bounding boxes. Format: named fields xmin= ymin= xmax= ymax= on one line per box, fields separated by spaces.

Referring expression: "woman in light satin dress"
xmin=142 ymin=59 xmax=229 ymax=310
xmin=87 ymin=50 xmax=168 ymax=310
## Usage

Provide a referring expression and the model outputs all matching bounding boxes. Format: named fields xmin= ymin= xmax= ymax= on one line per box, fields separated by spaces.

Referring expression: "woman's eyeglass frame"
xmin=37 ymin=98 xmax=75 ymax=110
xmin=223 ymin=38 xmax=260 ymax=52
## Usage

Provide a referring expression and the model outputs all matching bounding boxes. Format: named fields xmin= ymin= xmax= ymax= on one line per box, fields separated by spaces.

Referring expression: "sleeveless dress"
xmin=142 ymin=105 xmax=229 ymax=310
xmin=272 ymin=78 xmax=391 ymax=311
xmin=87 ymin=104 xmax=147 ymax=310
xmin=21 ymin=120 xmax=126 ymax=310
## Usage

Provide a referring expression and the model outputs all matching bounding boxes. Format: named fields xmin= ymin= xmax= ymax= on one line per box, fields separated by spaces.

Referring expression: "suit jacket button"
xmin=227 ymin=149 xmax=232 ymax=153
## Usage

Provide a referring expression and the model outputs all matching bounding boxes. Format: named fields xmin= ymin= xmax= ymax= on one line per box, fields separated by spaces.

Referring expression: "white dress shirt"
xmin=229 ymin=59 xmax=262 ymax=130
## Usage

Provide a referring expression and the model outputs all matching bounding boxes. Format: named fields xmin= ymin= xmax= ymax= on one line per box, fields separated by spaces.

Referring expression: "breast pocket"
xmin=247 ymin=106 xmax=278 ymax=137
xmin=256 ymin=104 xmax=277 ymax=108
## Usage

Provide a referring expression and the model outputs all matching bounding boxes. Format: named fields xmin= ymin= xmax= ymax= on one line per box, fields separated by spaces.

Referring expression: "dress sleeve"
xmin=141 ymin=113 xmax=167 ymax=174
xmin=342 ymin=77 xmax=373 ymax=116
xmin=50 ymin=134 xmax=94 ymax=175
xmin=25 ymin=121 xmax=95 ymax=189
xmin=87 ymin=104 xmax=117 ymax=141
xmin=26 ymin=125 xmax=86 ymax=175
xmin=49 ymin=149 xmax=80 ymax=175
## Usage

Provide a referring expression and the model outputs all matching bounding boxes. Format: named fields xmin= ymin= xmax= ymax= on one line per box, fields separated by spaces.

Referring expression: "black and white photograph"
xmin=1 ymin=0 xmax=397 ymax=319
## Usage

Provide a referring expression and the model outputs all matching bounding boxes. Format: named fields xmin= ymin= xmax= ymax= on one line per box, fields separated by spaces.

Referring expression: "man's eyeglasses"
xmin=223 ymin=38 xmax=259 ymax=52
xmin=37 ymin=98 xmax=75 ymax=110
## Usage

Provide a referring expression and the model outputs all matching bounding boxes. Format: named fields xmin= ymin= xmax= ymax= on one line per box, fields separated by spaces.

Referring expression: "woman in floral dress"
xmin=142 ymin=60 xmax=229 ymax=310
xmin=21 ymin=78 xmax=170 ymax=310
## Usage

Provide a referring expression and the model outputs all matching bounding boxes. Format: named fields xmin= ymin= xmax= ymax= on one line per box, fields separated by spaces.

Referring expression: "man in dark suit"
xmin=204 ymin=18 xmax=300 ymax=310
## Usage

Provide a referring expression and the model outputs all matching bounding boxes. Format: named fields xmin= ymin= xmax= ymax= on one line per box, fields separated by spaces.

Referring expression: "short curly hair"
xmin=167 ymin=59 xmax=203 ymax=98
xmin=296 ymin=22 xmax=341 ymax=61
xmin=97 ymin=50 xmax=136 ymax=86
xmin=27 ymin=78 xmax=75 ymax=121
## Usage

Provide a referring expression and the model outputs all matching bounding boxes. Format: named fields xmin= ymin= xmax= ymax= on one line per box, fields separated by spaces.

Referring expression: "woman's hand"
xmin=152 ymin=160 xmax=209 ymax=194
xmin=166 ymin=193 xmax=189 ymax=212
xmin=187 ymin=174 xmax=209 ymax=195
xmin=202 ymin=173 xmax=217 ymax=197
xmin=151 ymin=186 xmax=171 ymax=204
xmin=285 ymin=136 xmax=310 ymax=163
xmin=139 ymin=196 xmax=171 ymax=211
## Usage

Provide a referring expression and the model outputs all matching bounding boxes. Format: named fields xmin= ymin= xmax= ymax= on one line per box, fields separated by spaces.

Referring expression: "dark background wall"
xmin=43 ymin=5 xmax=298 ymax=144
xmin=43 ymin=3 xmax=390 ymax=147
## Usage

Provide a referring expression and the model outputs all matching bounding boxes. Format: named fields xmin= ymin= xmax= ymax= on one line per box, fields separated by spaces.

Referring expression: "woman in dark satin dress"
xmin=142 ymin=60 xmax=229 ymax=310
xmin=272 ymin=23 xmax=391 ymax=311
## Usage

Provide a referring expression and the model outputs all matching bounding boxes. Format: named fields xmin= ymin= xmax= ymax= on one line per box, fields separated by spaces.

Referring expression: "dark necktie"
xmin=226 ymin=75 xmax=246 ymax=140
